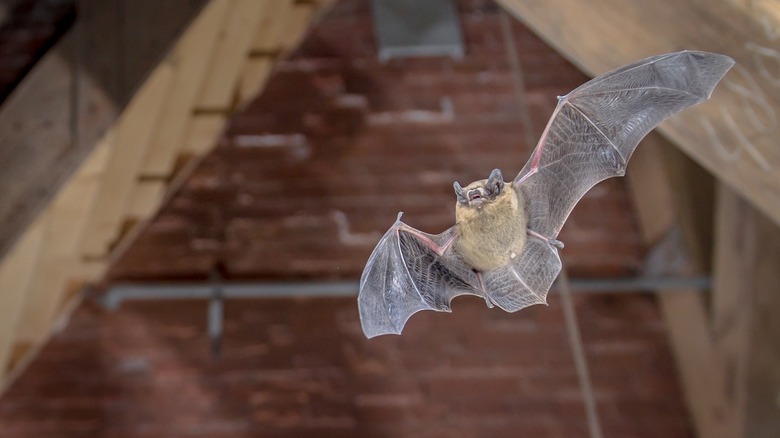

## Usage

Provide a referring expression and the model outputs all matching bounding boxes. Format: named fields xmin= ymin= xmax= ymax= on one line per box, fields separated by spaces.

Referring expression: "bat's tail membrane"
xmin=483 ymin=237 xmax=561 ymax=312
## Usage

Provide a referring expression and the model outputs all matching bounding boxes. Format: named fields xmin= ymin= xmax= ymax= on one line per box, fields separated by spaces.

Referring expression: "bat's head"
xmin=453 ymin=168 xmax=506 ymax=210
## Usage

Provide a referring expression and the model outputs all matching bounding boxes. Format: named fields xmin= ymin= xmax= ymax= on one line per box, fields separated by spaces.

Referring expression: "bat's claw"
xmin=550 ymin=239 xmax=564 ymax=249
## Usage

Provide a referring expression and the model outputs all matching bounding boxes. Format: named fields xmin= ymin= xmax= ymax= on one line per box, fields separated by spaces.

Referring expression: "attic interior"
xmin=0 ymin=0 xmax=778 ymax=436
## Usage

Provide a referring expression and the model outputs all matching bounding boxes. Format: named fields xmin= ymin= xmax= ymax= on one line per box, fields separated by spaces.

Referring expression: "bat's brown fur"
xmin=454 ymin=179 xmax=527 ymax=272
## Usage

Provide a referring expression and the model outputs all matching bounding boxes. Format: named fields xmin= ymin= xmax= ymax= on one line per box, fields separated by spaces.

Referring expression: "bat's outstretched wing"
xmin=513 ymin=51 xmax=734 ymax=239
xmin=358 ymin=213 xmax=482 ymax=338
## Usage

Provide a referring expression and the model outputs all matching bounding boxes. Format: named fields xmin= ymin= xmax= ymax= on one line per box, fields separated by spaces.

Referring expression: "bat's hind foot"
xmin=474 ymin=270 xmax=495 ymax=308
xmin=527 ymin=229 xmax=565 ymax=249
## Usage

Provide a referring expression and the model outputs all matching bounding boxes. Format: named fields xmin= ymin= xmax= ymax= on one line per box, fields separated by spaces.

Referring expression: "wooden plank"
xmin=745 ymin=207 xmax=780 ymax=437
xmin=626 ymin=135 xmax=733 ymax=438
xmin=656 ymin=291 xmax=733 ymax=438
xmin=281 ymin=2 xmax=317 ymax=52
xmin=624 ymin=140 xmax=676 ymax=244
xmin=250 ymin=0 xmax=294 ymax=54
xmin=0 ymin=37 xmax=115 ymax=263
xmin=14 ymin=136 xmax=112 ymax=345
xmin=712 ymin=183 xmax=780 ymax=438
xmin=80 ymin=64 xmax=174 ymax=258
xmin=182 ymin=113 xmax=228 ymax=156
xmin=140 ymin=0 xmax=232 ymax=178
xmin=0 ymin=216 xmax=44 ymax=382
xmin=238 ymin=58 xmax=275 ymax=105
xmin=74 ymin=0 xmax=208 ymax=107
xmin=239 ymin=1 xmax=318 ymax=104
xmin=129 ymin=180 xmax=167 ymax=219
xmin=711 ymin=184 xmax=754 ymax=438
xmin=726 ymin=0 xmax=780 ymax=26
xmin=196 ymin=0 xmax=268 ymax=110
xmin=497 ymin=0 xmax=780 ymax=227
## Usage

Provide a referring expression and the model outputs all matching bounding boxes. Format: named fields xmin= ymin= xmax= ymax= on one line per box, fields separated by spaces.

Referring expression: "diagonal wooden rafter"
xmin=0 ymin=217 xmax=44 ymax=383
xmin=0 ymin=0 xmax=333 ymax=394
xmin=13 ymin=135 xmax=112 ymax=350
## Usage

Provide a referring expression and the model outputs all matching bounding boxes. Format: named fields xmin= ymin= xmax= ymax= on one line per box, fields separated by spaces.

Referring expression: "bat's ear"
xmin=453 ymin=181 xmax=467 ymax=204
xmin=487 ymin=168 xmax=504 ymax=194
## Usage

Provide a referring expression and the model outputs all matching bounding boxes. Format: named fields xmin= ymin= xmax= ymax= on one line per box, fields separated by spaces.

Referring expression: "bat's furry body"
xmin=358 ymin=51 xmax=735 ymax=338
xmin=454 ymin=177 xmax=526 ymax=272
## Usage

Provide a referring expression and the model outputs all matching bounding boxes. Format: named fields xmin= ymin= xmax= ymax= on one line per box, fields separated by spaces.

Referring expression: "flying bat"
xmin=358 ymin=51 xmax=734 ymax=338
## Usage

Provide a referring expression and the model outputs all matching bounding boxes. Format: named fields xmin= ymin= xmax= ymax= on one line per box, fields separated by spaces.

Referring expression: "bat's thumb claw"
xmin=396 ymin=212 xmax=404 ymax=222
xmin=551 ymin=239 xmax=564 ymax=249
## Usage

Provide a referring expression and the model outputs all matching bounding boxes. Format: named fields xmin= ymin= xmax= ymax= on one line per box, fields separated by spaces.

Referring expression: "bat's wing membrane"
xmin=358 ymin=213 xmax=481 ymax=338
xmin=513 ymin=51 xmax=734 ymax=238
xmin=482 ymin=236 xmax=561 ymax=312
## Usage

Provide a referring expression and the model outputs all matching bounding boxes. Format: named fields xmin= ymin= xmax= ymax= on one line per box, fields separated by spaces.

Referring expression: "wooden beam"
xmin=0 ymin=38 xmax=116 ymax=264
xmin=79 ymin=64 xmax=174 ymax=258
xmin=74 ymin=0 xmax=209 ymax=107
xmin=0 ymin=0 xmax=209 ymax=263
xmin=497 ymin=0 xmax=780 ymax=227
xmin=14 ymin=137 xmax=112 ymax=345
xmin=139 ymin=0 xmax=232 ymax=178
xmin=196 ymin=0 xmax=267 ymax=111
xmin=711 ymin=184 xmax=754 ymax=438
xmin=0 ymin=217 xmax=44 ymax=383
xmin=712 ymin=184 xmax=780 ymax=437
xmin=626 ymin=134 xmax=733 ymax=438
xmin=238 ymin=0 xmax=294 ymax=104
xmin=182 ymin=113 xmax=228 ymax=156
xmin=744 ymin=206 xmax=780 ymax=437
xmin=239 ymin=1 xmax=321 ymax=104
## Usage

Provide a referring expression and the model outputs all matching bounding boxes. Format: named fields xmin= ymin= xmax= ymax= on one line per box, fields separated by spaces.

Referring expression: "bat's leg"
xmin=474 ymin=270 xmax=494 ymax=308
xmin=397 ymin=224 xmax=456 ymax=256
xmin=527 ymin=229 xmax=565 ymax=249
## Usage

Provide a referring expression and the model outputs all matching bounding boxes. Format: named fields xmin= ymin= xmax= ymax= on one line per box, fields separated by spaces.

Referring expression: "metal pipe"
xmin=100 ymin=276 xmax=711 ymax=310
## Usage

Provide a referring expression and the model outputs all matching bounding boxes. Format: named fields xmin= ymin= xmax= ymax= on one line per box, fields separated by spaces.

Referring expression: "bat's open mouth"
xmin=468 ymin=189 xmax=486 ymax=206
